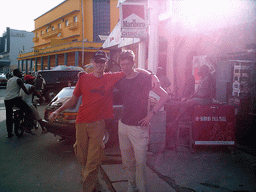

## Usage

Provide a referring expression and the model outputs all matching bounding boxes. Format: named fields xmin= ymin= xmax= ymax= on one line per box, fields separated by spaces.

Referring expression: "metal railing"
xmin=42 ymin=28 xmax=62 ymax=39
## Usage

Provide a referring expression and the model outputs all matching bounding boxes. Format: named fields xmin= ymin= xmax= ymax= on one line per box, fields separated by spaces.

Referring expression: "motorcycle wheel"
xmin=14 ymin=120 xmax=25 ymax=138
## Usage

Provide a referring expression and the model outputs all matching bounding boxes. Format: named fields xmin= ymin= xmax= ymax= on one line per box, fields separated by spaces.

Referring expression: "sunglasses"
xmin=94 ymin=59 xmax=106 ymax=64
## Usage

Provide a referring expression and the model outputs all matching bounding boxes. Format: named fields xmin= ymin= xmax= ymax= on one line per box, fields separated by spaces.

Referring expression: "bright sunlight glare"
xmin=171 ymin=0 xmax=254 ymax=32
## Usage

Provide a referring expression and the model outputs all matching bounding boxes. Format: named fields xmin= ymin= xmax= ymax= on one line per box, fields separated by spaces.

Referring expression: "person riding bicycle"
xmin=20 ymin=74 xmax=48 ymax=134
xmin=4 ymin=69 xmax=34 ymax=138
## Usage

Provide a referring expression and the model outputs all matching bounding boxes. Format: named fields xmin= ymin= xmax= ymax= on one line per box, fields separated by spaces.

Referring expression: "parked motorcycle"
xmin=12 ymin=101 xmax=39 ymax=138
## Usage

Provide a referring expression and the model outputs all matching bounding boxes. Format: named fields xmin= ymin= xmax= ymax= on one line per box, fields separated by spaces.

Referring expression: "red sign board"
xmin=193 ymin=105 xmax=236 ymax=145
xmin=120 ymin=3 xmax=147 ymax=38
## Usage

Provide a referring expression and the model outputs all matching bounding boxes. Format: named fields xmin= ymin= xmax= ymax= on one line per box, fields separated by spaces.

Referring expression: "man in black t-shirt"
xmin=115 ymin=50 xmax=169 ymax=192
xmin=34 ymin=74 xmax=46 ymax=93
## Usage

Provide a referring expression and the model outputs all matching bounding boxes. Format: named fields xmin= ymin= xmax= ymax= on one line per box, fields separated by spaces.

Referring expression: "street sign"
xmin=120 ymin=3 xmax=147 ymax=38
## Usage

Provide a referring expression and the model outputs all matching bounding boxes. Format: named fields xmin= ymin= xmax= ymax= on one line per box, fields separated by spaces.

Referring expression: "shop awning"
xmin=102 ymin=21 xmax=140 ymax=49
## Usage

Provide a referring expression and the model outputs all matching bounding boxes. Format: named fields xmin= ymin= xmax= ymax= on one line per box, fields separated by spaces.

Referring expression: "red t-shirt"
xmin=73 ymin=72 xmax=124 ymax=123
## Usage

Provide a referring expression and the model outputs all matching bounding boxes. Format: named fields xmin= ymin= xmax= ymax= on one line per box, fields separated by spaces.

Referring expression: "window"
xmin=93 ymin=0 xmax=110 ymax=42
xmin=36 ymin=33 xmax=38 ymax=37
xmin=41 ymin=31 xmax=43 ymax=35
xmin=46 ymin=28 xmax=49 ymax=33
xmin=73 ymin=16 xmax=77 ymax=22
xmin=65 ymin=20 xmax=69 ymax=27
xmin=52 ymin=26 xmax=54 ymax=31
xmin=58 ymin=23 xmax=61 ymax=29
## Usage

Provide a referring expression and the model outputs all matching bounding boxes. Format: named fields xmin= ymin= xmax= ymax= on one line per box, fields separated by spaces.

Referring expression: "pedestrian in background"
xmin=181 ymin=68 xmax=195 ymax=98
xmin=115 ymin=50 xmax=170 ymax=192
xmin=156 ymin=67 xmax=171 ymax=90
xmin=4 ymin=69 xmax=33 ymax=138
xmin=34 ymin=74 xmax=46 ymax=96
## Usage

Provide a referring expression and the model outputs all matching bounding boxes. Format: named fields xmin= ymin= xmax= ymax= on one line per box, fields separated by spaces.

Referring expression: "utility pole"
xmin=81 ymin=0 xmax=84 ymax=66
xmin=138 ymin=40 xmax=147 ymax=69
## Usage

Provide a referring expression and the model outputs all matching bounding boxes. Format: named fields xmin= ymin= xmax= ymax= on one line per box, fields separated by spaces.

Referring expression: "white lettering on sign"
xmin=196 ymin=116 xmax=227 ymax=122
xmin=121 ymin=28 xmax=147 ymax=38
xmin=195 ymin=141 xmax=235 ymax=145
xmin=122 ymin=31 xmax=138 ymax=37
xmin=219 ymin=117 xmax=227 ymax=121
xmin=123 ymin=19 xmax=146 ymax=28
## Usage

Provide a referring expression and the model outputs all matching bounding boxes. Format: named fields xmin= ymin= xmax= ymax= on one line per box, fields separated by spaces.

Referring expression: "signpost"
xmin=120 ymin=3 xmax=147 ymax=38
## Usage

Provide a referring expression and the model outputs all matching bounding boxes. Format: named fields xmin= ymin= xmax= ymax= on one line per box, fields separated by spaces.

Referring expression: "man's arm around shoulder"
xmin=135 ymin=68 xmax=160 ymax=88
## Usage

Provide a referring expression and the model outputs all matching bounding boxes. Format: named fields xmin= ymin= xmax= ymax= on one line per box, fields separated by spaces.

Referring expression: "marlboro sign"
xmin=120 ymin=3 xmax=147 ymax=38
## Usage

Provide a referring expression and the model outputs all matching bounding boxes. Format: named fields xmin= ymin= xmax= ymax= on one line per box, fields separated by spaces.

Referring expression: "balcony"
xmin=18 ymin=50 xmax=39 ymax=58
xmin=33 ymin=37 xmax=39 ymax=42
xmin=42 ymin=28 xmax=62 ymax=39
xmin=68 ymin=22 xmax=78 ymax=30
xmin=18 ymin=41 xmax=103 ymax=58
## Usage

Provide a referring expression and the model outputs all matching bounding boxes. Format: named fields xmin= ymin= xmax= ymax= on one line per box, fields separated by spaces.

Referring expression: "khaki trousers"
xmin=74 ymin=120 xmax=105 ymax=192
xmin=118 ymin=120 xmax=149 ymax=192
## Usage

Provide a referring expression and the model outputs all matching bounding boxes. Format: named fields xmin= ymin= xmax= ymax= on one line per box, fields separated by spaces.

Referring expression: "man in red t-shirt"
xmin=49 ymin=50 xmax=124 ymax=192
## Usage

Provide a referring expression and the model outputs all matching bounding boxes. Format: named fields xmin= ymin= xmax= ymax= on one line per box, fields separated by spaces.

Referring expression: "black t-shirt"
xmin=34 ymin=78 xmax=43 ymax=90
xmin=115 ymin=72 xmax=152 ymax=126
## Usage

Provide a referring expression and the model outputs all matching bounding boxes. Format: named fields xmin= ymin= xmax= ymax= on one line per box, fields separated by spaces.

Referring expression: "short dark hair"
xmin=199 ymin=65 xmax=209 ymax=74
xmin=13 ymin=69 xmax=21 ymax=76
xmin=93 ymin=49 xmax=108 ymax=61
xmin=119 ymin=50 xmax=135 ymax=63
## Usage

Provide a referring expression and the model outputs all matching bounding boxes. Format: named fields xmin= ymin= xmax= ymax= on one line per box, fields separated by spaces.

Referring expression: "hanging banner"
xmin=120 ymin=2 xmax=148 ymax=38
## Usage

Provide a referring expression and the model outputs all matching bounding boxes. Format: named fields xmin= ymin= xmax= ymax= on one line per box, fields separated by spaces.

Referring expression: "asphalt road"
xmin=0 ymin=88 xmax=83 ymax=192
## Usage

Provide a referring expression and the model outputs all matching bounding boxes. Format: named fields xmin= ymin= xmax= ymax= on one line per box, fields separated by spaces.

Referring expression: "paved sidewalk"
xmin=99 ymin=145 xmax=256 ymax=192
xmin=147 ymin=146 xmax=256 ymax=192
xmin=98 ymin=147 xmax=175 ymax=192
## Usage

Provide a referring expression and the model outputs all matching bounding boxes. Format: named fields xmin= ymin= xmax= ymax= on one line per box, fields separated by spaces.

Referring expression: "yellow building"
xmin=18 ymin=0 xmax=119 ymax=73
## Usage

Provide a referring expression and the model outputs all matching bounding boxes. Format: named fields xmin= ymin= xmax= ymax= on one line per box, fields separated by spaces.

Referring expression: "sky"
xmin=171 ymin=0 xmax=256 ymax=33
xmin=1 ymin=0 xmax=255 ymax=37
xmin=0 ymin=0 xmax=65 ymax=36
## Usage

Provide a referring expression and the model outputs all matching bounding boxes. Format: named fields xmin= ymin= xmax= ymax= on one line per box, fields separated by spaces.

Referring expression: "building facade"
xmin=0 ymin=27 xmax=34 ymax=73
xmin=18 ymin=0 xmax=119 ymax=73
